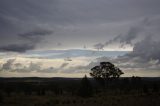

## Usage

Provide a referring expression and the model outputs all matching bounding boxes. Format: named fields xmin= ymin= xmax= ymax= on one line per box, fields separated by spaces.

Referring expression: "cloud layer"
xmin=0 ymin=0 xmax=160 ymax=51
xmin=0 ymin=0 xmax=160 ymax=77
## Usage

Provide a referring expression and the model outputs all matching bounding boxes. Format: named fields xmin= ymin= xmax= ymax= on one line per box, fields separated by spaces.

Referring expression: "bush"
xmin=78 ymin=75 xmax=93 ymax=97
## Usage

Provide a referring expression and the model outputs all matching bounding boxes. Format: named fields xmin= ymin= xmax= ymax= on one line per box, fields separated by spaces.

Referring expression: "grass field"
xmin=0 ymin=77 xmax=160 ymax=106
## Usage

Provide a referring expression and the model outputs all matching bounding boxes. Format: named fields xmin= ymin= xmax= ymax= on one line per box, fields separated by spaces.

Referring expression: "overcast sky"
xmin=0 ymin=0 xmax=160 ymax=77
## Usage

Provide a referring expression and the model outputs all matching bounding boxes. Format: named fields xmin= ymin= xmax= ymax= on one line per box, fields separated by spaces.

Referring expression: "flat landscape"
xmin=0 ymin=77 xmax=160 ymax=106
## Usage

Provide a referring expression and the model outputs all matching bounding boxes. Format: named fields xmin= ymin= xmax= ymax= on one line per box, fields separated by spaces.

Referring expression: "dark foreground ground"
xmin=0 ymin=77 xmax=160 ymax=106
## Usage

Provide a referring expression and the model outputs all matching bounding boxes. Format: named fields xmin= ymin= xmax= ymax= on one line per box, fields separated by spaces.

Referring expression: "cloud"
xmin=0 ymin=29 xmax=53 ymax=53
xmin=106 ymin=18 xmax=150 ymax=46
xmin=73 ymin=34 xmax=160 ymax=71
xmin=1 ymin=61 xmax=42 ymax=72
xmin=14 ymin=63 xmax=23 ymax=68
xmin=57 ymin=42 xmax=62 ymax=46
xmin=25 ymin=62 xmax=69 ymax=73
xmin=61 ymin=65 xmax=89 ymax=73
xmin=28 ymin=62 xmax=42 ymax=71
xmin=66 ymin=35 xmax=160 ymax=72
xmin=59 ymin=63 xmax=69 ymax=69
xmin=0 ymin=44 xmax=34 ymax=53
xmin=1 ymin=0 xmax=160 ymax=51
xmin=0 ymin=60 xmax=69 ymax=73
xmin=91 ymin=35 xmax=160 ymax=71
xmin=93 ymin=43 xmax=104 ymax=50
xmin=93 ymin=18 xmax=152 ymax=50
xmin=42 ymin=67 xmax=57 ymax=73
xmin=18 ymin=29 xmax=53 ymax=43
xmin=103 ymin=17 xmax=160 ymax=71
xmin=1 ymin=0 xmax=160 ymax=76
xmin=16 ymin=62 xmax=57 ymax=73
xmin=0 ymin=60 xmax=88 ymax=74
xmin=126 ymin=35 xmax=160 ymax=61
xmin=1 ymin=59 xmax=16 ymax=70
xmin=84 ymin=56 xmax=159 ymax=72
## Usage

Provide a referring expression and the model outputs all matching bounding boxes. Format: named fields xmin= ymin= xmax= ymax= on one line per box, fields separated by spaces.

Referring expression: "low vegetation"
xmin=0 ymin=76 xmax=160 ymax=106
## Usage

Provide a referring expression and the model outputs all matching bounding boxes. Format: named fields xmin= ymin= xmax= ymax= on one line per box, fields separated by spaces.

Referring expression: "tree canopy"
xmin=90 ymin=62 xmax=124 ymax=79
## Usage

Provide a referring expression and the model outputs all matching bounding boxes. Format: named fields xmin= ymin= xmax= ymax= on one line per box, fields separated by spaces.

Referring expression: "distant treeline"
xmin=0 ymin=77 xmax=160 ymax=98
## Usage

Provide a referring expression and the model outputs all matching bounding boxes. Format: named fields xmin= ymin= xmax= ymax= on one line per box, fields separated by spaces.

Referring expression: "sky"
xmin=0 ymin=0 xmax=160 ymax=77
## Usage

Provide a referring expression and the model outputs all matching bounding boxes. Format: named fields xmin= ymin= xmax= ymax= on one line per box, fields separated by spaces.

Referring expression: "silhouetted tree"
xmin=90 ymin=62 xmax=124 ymax=88
xmin=78 ymin=75 xmax=93 ymax=97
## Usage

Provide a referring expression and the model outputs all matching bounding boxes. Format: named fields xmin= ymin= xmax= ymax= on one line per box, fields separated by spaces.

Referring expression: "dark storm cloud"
xmin=0 ymin=44 xmax=34 ymax=53
xmin=0 ymin=0 xmax=160 ymax=51
xmin=126 ymin=35 xmax=160 ymax=62
xmin=91 ymin=35 xmax=160 ymax=71
xmin=95 ymin=18 xmax=152 ymax=50
xmin=105 ymin=18 xmax=150 ymax=46
xmin=105 ymin=17 xmax=160 ymax=64
xmin=0 ymin=29 xmax=53 ymax=53
xmin=0 ymin=0 xmax=56 ymax=52
xmin=18 ymin=29 xmax=53 ymax=43
xmin=105 ymin=26 xmax=141 ymax=45
xmin=93 ymin=43 xmax=104 ymax=50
